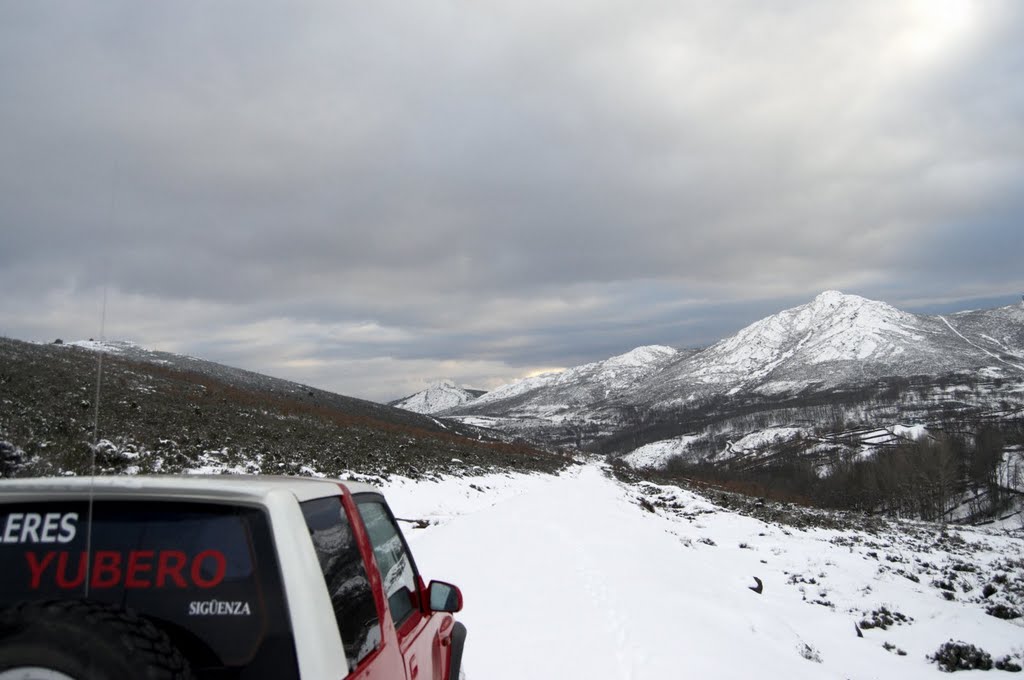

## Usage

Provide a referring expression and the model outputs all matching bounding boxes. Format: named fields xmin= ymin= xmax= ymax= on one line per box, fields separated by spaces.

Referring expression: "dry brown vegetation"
xmin=0 ymin=337 xmax=568 ymax=480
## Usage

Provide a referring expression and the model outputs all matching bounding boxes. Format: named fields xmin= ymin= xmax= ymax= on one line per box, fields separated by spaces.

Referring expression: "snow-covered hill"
xmin=445 ymin=292 xmax=1024 ymax=451
xmin=635 ymin=291 xmax=1024 ymax=403
xmin=391 ymin=380 xmax=485 ymax=414
xmin=446 ymin=345 xmax=687 ymax=429
xmin=687 ymin=291 xmax=924 ymax=384
xmin=390 ymin=462 xmax=1024 ymax=679
xmin=464 ymin=345 xmax=682 ymax=410
xmin=663 ymin=291 xmax=934 ymax=392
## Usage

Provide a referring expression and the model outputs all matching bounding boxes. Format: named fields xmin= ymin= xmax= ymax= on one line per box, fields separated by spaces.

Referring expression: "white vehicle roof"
xmin=0 ymin=474 xmax=381 ymax=504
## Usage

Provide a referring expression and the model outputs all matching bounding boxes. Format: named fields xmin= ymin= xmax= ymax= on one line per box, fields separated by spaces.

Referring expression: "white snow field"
xmin=383 ymin=463 xmax=1023 ymax=679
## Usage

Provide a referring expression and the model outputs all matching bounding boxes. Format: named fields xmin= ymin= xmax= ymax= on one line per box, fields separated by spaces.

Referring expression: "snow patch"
xmin=731 ymin=427 xmax=803 ymax=452
xmin=623 ymin=435 xmax=700 ymax=469
xmin=893 ymin=424 xmax=929 ymax=440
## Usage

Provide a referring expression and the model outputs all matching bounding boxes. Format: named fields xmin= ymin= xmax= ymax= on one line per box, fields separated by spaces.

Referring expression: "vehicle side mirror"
xmin=427 ymin=581 xmax=463 ymax=613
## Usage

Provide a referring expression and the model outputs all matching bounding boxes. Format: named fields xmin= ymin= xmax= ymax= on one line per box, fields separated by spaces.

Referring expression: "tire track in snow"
xmin=559 ymin=515 xmax=638 ymax=680
xmin=411 ymin=464 xmax=848 ymax=680
xmin=407 ymin=465 xmax=643 ymax=680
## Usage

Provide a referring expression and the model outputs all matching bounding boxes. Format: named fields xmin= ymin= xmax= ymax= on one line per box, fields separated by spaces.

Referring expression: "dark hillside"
xmin=0 ymin=337 xmax=566 ymax=479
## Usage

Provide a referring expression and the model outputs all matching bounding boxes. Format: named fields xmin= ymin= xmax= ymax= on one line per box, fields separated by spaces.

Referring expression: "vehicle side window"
xmin=355 ymin=500 xmax=417 ymax=628
xmin=300 ymin=497 xmax=381 ymax=672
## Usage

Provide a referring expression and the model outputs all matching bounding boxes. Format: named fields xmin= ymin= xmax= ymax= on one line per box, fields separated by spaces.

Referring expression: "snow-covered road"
xmin=384 ymin=464 xmax=1024 ymax=679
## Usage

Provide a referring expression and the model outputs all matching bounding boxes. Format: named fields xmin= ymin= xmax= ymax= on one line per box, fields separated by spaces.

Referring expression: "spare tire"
xmin=0 ymin=600 xmax=193 ymax=680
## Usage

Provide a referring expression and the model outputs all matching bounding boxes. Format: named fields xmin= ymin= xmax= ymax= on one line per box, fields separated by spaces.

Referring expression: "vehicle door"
xmin=301 ymin=495 xmax=405 ymax=679
xmin=354 ymin=494 xmax=455 ymax=680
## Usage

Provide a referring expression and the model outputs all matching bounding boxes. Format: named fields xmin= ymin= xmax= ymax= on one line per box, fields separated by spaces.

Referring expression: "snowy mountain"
xmin=445 ymin=345 xmax=690 ymax=441
xmin=391 ymin=380 xmax=486 ymax=414
xmin=632 ymin=290 xmax=1024 ymax=404
xmin=465 ymin=344 xmax=683 ymax=410
xmin=445 ymin=292 xmax=1024 ymax=456
xmin=663 ymin=290 xmax=932 ymax=391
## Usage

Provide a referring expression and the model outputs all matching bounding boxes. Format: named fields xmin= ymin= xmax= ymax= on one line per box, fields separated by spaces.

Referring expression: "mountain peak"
xmin=813 ymin=289 xmax=856 ymax=304
xmin=809 ymin=290 xmax=878 ymax=311
xmin=799 ymin=291 xmax=910 ymax=332
xmin=604 ymin=345 xmax=678 ymax=368
xmin=392 ymin=380 xmax=482 ymax=414
xmin=674 ymin=290 xmax=923 ymax=388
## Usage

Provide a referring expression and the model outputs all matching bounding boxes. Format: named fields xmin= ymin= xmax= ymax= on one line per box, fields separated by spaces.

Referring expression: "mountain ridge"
xmin=441 ymin=291 xmax=1024 ymax=452
xmin=0 ymin=337 xmax=565 ymax=480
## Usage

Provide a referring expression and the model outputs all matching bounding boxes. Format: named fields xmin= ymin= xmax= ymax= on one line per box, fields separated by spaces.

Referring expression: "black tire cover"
xmin=0 ymin=600 xmax=193 ymax=680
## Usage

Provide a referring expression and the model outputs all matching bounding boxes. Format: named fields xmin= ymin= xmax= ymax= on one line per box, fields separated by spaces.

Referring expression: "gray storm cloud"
xmin=1 ymin=1 xmax=1022 ymax=400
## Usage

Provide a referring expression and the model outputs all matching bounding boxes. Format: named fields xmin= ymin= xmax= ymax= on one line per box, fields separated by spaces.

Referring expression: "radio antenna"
xmin=83 ymin=282 xmax=108 ymax=599
xmin=83 ymin=161 xmax=116 ymax=598
xmin=90 ymin=285 xmax=108 ymax=447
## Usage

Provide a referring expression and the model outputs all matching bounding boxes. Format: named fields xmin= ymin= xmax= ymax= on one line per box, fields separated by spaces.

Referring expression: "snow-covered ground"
xmin=622 ymin=434 xmax=700 ymax=468
xmin=383 ymin=463 xmax=1023 ymax=679
xmin=621 ymin=423 xmax=935 ymax=471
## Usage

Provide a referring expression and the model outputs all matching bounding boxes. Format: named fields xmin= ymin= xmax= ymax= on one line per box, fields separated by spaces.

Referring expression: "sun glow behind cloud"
xmin=524 ymin=367 xmax=567 ymax=379
xmin=900 ymin=0 xmax=978 ymax=64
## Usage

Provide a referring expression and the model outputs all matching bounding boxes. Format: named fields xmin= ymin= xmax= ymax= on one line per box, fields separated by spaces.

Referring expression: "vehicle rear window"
xmin=0 ymin=500 xmax=299 ymax=680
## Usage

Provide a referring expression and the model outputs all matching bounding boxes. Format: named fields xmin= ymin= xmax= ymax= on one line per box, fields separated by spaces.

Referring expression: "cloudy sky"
xmin=2 ymin=1 xmax=1022 ymax=401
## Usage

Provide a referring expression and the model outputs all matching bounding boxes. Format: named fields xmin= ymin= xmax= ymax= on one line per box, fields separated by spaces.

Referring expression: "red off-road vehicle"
xmin=0 ymin=475 xmax=466 ymax=679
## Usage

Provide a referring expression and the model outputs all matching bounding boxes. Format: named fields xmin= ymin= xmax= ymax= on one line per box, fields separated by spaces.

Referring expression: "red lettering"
xmin=191 ymin=549 xmax=227 ymax=588
xmin=22 ymin=549 xmax=230 ymax=590
xmin=157 ymin=550 xmax=188 ymax=588
xmin=125 ymin=550 xmax=154 ymax=588
xmin=25 ymin=551 xmax=57 ymax=589
xmin=91 ymin=551 xmax=121 ymax=589
xmin=56 ymin=551 xmax=87 ymax=589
